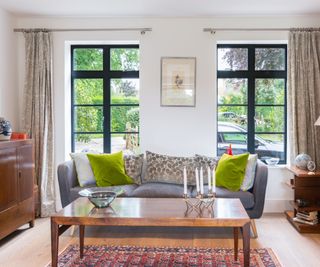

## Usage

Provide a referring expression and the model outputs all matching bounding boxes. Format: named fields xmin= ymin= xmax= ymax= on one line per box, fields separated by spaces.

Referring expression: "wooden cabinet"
xmin=285 ymin=166 xmax=320 ymax=233
xmin=0 ymin=140 xmax=35 ymax=240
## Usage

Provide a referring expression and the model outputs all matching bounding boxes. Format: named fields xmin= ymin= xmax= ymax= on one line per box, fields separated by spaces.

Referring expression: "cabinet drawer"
xmin=0 ymin=147 xmax=18 ymax=212
xmin=18 ymin=144 xmax=34 ymax=202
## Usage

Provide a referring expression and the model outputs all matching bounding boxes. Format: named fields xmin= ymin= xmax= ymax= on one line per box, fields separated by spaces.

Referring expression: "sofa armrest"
xmin=57 ymin=160 xmax=78 ymax=208
xmin=246 ymin=160 xmax=268 ymax=219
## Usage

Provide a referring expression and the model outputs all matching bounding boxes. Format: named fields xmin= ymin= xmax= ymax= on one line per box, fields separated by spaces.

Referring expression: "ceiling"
xmin=1 ymin=0 xmax=320 ymax=17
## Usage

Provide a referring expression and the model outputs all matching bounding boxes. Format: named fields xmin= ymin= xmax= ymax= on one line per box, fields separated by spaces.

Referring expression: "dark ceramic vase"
xmin=0 ymin=117 xmax=12 ymax=141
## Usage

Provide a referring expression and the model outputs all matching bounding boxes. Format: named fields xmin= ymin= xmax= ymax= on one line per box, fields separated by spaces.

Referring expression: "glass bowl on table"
xmin=87 ymin=191 xmax=117 ymax=208
xmin=78 ymin=187 xmax=124 ymax=208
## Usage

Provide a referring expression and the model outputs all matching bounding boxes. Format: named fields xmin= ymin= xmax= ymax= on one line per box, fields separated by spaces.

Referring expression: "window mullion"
xmin=103 ymin=46 xmax=111 ymax=153
xmin=71 ymin=47 xmax=75 ymax=152
xmin=247 ymin=46 xmax=255 ymax=154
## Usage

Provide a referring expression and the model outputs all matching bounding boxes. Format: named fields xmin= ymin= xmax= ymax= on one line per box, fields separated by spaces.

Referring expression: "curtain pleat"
xmin=23 ymin=31 xmax=55 ymax=217
xmin=288 ymin=30 xmax=320 ymax=167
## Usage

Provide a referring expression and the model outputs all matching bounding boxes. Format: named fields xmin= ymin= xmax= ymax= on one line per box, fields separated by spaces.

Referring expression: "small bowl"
xmin=265 ymin=157 xmax=280 ymax=165
xmin=88 ymin=191 xmax=117 ymax=208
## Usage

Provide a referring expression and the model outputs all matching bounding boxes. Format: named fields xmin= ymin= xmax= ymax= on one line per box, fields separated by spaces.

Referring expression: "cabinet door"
xmin=18 ymin=144 xmax=34 ymax=202
xmin=0 ymin=147 xmax=18 ymax=212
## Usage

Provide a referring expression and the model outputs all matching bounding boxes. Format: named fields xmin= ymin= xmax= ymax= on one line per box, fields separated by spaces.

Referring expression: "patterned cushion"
xmin=144 ymin=151 xmax=198 ymax=185
xmin=124 ymin=154 xmax=144 ymax=185
xmin=241 ymin=154 xmax=258 ymax=191
xmin=195 ymin=154 xmax=219 ymax=178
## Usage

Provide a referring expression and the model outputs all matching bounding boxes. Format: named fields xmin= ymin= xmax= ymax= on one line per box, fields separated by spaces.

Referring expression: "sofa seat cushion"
xmin=130 ymin=183 xmax=192 ymax=198
xmin=191 ymin=185 xmax=255 ymax=209
xmin=70 ymin=184 xmax=139 ymax=203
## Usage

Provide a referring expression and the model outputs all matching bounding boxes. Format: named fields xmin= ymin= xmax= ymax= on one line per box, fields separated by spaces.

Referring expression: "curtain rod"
xmin=13 ymin=27 xmax=152 ymax=34
xmin=203 ymin=28 xmax=290 ymax=34
xmin=203 ymin=27 xmax=320 ymax=34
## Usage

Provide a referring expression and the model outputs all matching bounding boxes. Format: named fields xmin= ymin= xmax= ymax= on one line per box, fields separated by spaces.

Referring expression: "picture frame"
xmin=161 ymin=57 xmax=196 ymax=107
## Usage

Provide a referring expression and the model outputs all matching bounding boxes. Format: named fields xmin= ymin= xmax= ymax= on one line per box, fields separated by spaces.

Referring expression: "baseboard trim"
xmin=263 ymin=199 xmax=292 ymax=213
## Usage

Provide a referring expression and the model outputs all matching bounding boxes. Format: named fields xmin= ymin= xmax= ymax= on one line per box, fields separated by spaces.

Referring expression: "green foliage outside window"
xmin=73 ymin=47 xmax=139 ymax=144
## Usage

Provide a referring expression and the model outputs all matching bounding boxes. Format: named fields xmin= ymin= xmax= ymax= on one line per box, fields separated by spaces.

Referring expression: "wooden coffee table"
xmin=51 ymin=197 xmax=251 ymax=266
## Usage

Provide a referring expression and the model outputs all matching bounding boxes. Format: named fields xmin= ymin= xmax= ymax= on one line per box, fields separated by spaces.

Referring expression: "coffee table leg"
xmin=79 ymin=225 xmax=85 ymax=258
xmin=51 ymin=219 xmax=59 ymax=267
xmin=242 ymin=222 xmax=250 ymax=267
xmin=233 ymin=227 xmax=239 ymax=261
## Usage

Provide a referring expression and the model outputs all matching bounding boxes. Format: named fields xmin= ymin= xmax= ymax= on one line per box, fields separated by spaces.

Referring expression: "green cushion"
xmin=87 ymin=151 xmax=134 ymax=187
xmin=216 ymin=153 xmax=249 ymax=191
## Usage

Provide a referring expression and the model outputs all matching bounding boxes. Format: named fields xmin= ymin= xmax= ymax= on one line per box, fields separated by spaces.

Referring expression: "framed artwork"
xmin=161 ymin=57 xmax=196 ymax=107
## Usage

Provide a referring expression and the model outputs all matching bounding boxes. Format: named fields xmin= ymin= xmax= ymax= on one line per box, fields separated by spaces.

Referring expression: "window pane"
xmin=111 ymin=79 xmax=139 ymax=104
xmin=111 ymin=106 xmax=139 ymax=132
xmin=74 ymin=79 xmax=103 ymax=105
xmin=255 ymin=79 xmax=285 ymax=105
xmin=111 ymin=133 xmax=139 ymax=153
xmin=218 ymin=106 xmax=247 ymax=130
xmin=255 ymin=134 xmax=285 ymax=162
xmin=110 ymin=48 xmax=139 ymax=71
xmin=255 ymin=106 xmax=284 ymax=132
xmin=218 ymin=78 xmax=247 ymax=104
xmin=218 ymin=48 xmax=248 ymax=71
xmin=73 ymin=48 xmax=103 ymax=71
xmin=74 ymin=134 xmax=103 ymax=153
xmin=217 ymin=133 xmax=248 ymax=156
xmin=74 ymin=106 xmax=103 ymax=132
xmin=255 ymin=48 xmax=285 ymax=70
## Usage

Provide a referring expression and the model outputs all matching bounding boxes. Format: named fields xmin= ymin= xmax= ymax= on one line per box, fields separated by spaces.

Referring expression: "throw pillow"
xmin=87 ymin=151 xmax=134 ymax=187
xmin=123 ymin=154 xmax=144 ymax=185
xmin=216 ymin=153 xmax=249 ymax=191
xmin=144 ymin=151 xmax=198 ymax=185
xmin=241 ymin=154 xmax=258 ymax=191
xmin=70 ymin=153 xmax=96 ymax=187
xmin=195 ymin=154 xmax=219 ymax=179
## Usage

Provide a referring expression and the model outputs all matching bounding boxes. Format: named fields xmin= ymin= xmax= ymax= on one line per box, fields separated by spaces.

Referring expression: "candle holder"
xmin=183 ymin=190 xmax=216 ymax=215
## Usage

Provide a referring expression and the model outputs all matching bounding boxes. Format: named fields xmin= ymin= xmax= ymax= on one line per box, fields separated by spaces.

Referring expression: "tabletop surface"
xmin=53 ymin=197 xmax=249 ymax=227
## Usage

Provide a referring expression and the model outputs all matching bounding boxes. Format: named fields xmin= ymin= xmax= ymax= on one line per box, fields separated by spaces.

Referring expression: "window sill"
xmin=266 ymin=164 xmax=288 ymax=169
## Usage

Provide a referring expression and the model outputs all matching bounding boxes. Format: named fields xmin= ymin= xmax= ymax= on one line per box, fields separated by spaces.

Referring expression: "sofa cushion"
xmin=217 ymin=187 xmax=255 ymax=209
xmin=195 ymin=154 xmax=219 ymax=178
xmin=216 ymin=153 xmax=249 ymax=191
xmin=144 ymin=151 xmax=198 ymax=185
xmin=87 ymin=152 xmax=134 ymax=187
xmin=70 ymin=152 xmax=96 ymax=187
xmin=190 ymin=185 xmax=255 ymax=209
xmin=124 ymin=154 xmax=144 ymax=184
xmin=129 ymin=182 xmax=192 ymax=198
xmin=241 ymin=154 xmax=258 ymax=191
xmin=70 ymin=152 xmax=143 ymax=187
xmin=70 ymin=184 xmax=139 ymax=203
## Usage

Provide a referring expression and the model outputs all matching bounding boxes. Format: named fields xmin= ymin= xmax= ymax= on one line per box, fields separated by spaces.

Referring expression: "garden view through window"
xmin=71 ymin=45 xmax=139 ymax=153
xmin=217 ymin=44 xmax=287 ymax=163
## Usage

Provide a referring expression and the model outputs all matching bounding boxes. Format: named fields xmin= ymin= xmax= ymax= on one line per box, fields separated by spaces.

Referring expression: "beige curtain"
xmin=23 ymin=31 xmax=55 ymax=217
xmin=288 ymin=29 xmax=320 ymax=167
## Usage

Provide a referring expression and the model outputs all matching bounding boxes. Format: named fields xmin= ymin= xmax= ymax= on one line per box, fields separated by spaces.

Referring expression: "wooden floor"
xmin=0 ymin=213 xmax=319 ymax=267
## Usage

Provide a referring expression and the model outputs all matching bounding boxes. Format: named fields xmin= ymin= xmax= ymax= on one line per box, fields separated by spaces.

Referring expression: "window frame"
xmin=71 ymin=44 xmax=139 ymax=153
xmin=217 ymin=44 xmax=287 ymax=164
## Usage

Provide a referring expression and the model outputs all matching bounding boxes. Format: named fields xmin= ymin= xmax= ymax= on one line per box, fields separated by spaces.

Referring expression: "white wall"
xmin=14 ymin=15 xmax=320 ymax=212
xmin=0 ymin=8 xmax=18 ymax=129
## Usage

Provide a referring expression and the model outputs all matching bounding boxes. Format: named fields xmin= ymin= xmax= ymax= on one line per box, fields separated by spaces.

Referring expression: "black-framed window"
xmin=217 ymin=44 xmax=287 ymax=163
xmin=71 ymin=45 xmax=140 ymax=153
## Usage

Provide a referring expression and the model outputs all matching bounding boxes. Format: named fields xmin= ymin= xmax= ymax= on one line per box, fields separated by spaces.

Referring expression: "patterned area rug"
xmin=49 ymin=245 xmax=282 ymax=267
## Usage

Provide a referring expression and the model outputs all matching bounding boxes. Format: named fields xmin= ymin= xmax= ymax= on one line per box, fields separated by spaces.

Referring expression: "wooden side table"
xmin=285 ymin=166 xmax=320 ymax=233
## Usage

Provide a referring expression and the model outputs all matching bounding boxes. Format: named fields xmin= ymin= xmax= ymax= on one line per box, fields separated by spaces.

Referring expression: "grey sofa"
xmin=57 ymin=159 xmax=268 ymax=221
